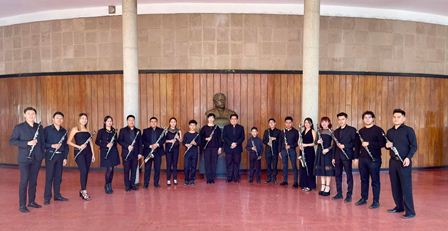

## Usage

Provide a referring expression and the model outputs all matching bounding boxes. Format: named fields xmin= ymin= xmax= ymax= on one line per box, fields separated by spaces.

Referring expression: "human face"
xmin=24 ymin=110 xmax=36 ymax=124
xmin=251 ymin=129 xmax=258 ymax=137
xmin=169 ymin=119 xmax=177 ymax=128
xmin=392 ymin=113 xmax=406 ymax=126
xmin=230 ymin=116 xmax=238 ymax=125
xmin=79 ymin=115 xmax=88 ymax=127
xmin=149 ymin=119 xmax=158 ymax=128
xmin=105 ymin=118 xmax=113 ymax=128
xmin=268 ymin=120 xmax=276 ymax=129
xmin=363 ymin=114 xmax=374 ymax=126
xmin=285 ymin=120 xmax=293 ymax=129
xmin=207 ymin=116 xmax=215 ymax=124
xmin=53 ymin=114 xmax=64 ymax=127
xmin=337 ymin=116 xmax=347 ymax=127
xmin=189 ymin=123 xmax=197 ymax=131
xmin=127 ymin=117 xmax=135 ymax=128
xmin=321 ymin=120 xmax=329 ymax=129
xmin=304 ymin=120 xmax=312 ymax=129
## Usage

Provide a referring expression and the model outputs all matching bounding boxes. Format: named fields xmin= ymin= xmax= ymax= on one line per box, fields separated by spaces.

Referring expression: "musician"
xmin=315 ymin=117 xmax=334 ymax=196
xmin=331 ymin=112 xmax=357 ymax=203
xmin=95 ymin=116 xmax=120 ymax=194
xmin=142 ymin=117 xmax=166 ymax=188
xmin=200 ymin=113 xmax=222 ymax=184
xmin=298 ymin=118 xmax=317 ymax=192
xmin=386 ymin=109 xmax=417 ymax=219
xmin=223 ymin=114 xmax=245 ymax=183
xmin=183 ymin=120 xmax=201 ymax=185
xmin=118 ymin=115 xmax=142 ymax=191
xmin=279 ymin=116 xmax=299 ymax=188
xmin=67 ymin=113 xmax=96 ymax=201
xmin=9 ymin=107 xmax=45 ymax=213
xmin=262 ymin=118 xmax=281 ymax=184
xmin=246 ymin=127 xmax=263 ymax=184
xmin=165 ymin=117 xmax=182 ymax=186
xmin=43 ymin=111 xmax=69 ymax=205
xmin=355 ymin=111 xmax=386 ymax=209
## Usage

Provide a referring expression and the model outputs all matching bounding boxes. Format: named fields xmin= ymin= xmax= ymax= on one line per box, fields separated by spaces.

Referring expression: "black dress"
xmin=74 ymin=131 xmax=93 ymax=190
xmin=299 ymin=129 xmax=317 ymax=189
xmin=95 ymin=128 xmax=120 ymax=167
xmin=315 ymin=129 xmax=335 ymax=176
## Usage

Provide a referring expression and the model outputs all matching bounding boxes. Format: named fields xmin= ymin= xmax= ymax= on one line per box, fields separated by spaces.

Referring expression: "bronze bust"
xmin=205 ymin=93 xmax=236 ymax=127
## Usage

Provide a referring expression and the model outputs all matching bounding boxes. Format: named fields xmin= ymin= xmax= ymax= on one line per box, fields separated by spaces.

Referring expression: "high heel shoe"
xmin=319 ymin=184 xmax=325 ymax=196
xmin=80 ymin=190 xmax=91 ymax=201
xmin=323 ymin=185 xmax=331 ymax=196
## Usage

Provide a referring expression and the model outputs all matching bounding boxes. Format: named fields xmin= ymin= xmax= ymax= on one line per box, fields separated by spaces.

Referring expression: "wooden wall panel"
xmin=319 ymin=74 xmax=448 ymax=168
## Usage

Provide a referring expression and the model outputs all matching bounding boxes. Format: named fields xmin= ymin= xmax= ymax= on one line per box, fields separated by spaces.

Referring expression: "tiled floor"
xmin=0 ymin=166 xmax=446 ymax=231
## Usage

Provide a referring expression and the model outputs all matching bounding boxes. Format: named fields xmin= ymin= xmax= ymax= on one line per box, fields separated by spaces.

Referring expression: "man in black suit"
xmin=223 ymin=114 xmax=245 ymax=182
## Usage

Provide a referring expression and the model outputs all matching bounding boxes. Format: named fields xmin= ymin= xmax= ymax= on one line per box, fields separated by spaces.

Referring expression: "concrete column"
xmin=122 ymin=0 xmax=139 ymax=126
xmin=302 ymin=0 xmax=320 ymax=123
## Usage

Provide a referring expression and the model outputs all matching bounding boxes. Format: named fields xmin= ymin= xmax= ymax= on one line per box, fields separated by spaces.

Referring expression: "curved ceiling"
xmin=0 ymin=0 xmax=447 ymax=26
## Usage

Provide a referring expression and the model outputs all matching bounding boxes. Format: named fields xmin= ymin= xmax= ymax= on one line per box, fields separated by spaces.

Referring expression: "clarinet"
xmin=168 ymin=129 xmax=180 ymax=153
xmin=50 ymin=131 xmax=67 ymax=161
xmin=316 ymin=129 xmax=325 ymax=151
xmin=125 ymin=131 xmax=140 ymax=161
xmin=251 ymin=138 xmax=262 ymax=160
xmin=356 ymin=130 xmax=375 ymax=161
xmin=105 ymin=131 xmax=116 ymax=160
xmin=328 ymin=128 xmax=350 ymax=160
xmin=283 ymin=129 xmax=290 ymax=156
xmin=27 ymin=122 xmax=42 ymax=159
xmin=74 ymin=131 xmax=96 ymax=160
xmin=297 ymin=127 xmax=309 ymax=176
xmin=382 ymin=133 xmax=404 ymax=164
xmin=144 ymin=127 xmax=168 ymax=163
xmin=203 ymin=125 xmax=218 ymax=150
xmin=266 ymin=129 xmax=275 ymax=157
xmin=183 ymin=133 xmax=200 ymax=156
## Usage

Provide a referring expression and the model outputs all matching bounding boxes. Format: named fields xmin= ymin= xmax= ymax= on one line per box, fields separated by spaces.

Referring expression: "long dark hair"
xmin=304 ymin=117 xmax=314 ymax=130
xmin=77 ymin=113 xmax=88 ymax=130
xmin=169 ymin=117 xmax=177 ymax=129
xmin=103 ymin=115 xmax=115 ymax=131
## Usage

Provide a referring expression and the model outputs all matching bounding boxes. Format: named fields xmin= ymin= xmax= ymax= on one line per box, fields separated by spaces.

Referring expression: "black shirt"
xmin=200 ymin=125 xmax=222 ymax=149
xmin=356 ymin=125 xmax=386 ymax=159
xmin=118 ymin=126 xmax=142 ymax=159
xmin=333 ymin=125 xmax=357 ymax=160
xmin=386 ymin=124 xmax=417 ymax=160
xmin=9 ymin=122 xmax=45 ymax=163
xmin=280 ymin=127 xmax=299 ymax=151
xmin=142 ymin=127 xmax=166 ymax=157
xmin=183 ymin=132 xmax=201 ymax=154
xmin=262 ymin=128 xmax=282 ymax=155
xmin=43 ymin=124 xmax=69 ymax=159
xmin=222 ymin=124 xmax=245 ymax=153
xmin=246 ymin=136 xmax=264 ymax=156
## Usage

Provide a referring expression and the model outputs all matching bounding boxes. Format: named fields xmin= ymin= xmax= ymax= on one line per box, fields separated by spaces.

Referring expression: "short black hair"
xmin=149 ymin=116 xmax=158 ymax=121
xmin=268 ymin=118 xmax=276 ymax=123
xmin=251 ymin=127 xmax=258 ymax=131
xmin=393 ymin=108 xmax=406 ymax=116
xmin=230 ymin=113 xmax=238 ymax=119
xmin=24 ymin=107 xmax=37 ymax=114
xmin=53 ymin=111 xmax=64 ymax=118
xmin=337 ymin=112 xmax=348 ymax=118
xmin=207 ymin=113 xmax=216 ymax=119
xmin=189 ymin=120 xmax=198 ymax=125
xmin=285 ymin=116 xmax=293 ymax=122
xmin=126 ymin=115 xmax=135 ymax=120
xmin=362 ymin=111 xmax=375 ymax=119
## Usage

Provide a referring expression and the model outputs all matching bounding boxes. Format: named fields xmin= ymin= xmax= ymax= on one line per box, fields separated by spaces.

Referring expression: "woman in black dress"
xmin=315 ymin=117 xmax=335 ymax=196
xmin=95 ymin=116 xmax=120 ymax=194
xmin=165 ymin=117 xmax=182 ymax=186
xmin=299 ymin=118 xmax=317 ymax=192
xmin=67 ymin=113 xmax=96 ymax=200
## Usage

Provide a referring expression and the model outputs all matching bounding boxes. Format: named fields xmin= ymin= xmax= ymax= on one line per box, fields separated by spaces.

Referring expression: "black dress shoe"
xmin=54 ymin=196 xmax=68 ymax=201
xmin=318 ymin=191 xmax=323 ymax=196
xmin=125 ymin=187 xmax=131 ymax=191
xmin=332 ymin=193 xmax=343 ymax=200
xmin=280 ymin=182 xmax=288 ymax=186
xmin=344 ymin=196 xmax=352 ymax=203
xmin=355 ymin=198 xmax=367 ymax=206
xmin=402 ymin=213 xmax=416 ymax=219
xmin=369 ymin=202 xmax=380 ymax=209
xmin=143 ymin=184 xmax=149 ymax=189
xmin=292 ymin=183 xmax=299 ymax=188
xmin=132 ymin=185 xmax=138 ymax=190
xmin=19 ymin=207 xmax=30 ymax=213
xmin=387 ymin=208 xmax=404 ymax=213
xmin=44 ymin=200 xmax=50 ymax=205
xmin=28 ymin=202 xmax=42 ymax=208
xmin=322 ymin=190 xmax=331 ymax=196
xmin=154 ymin=184 xmax=160 ymax=188
xmin=265 ymin=179 xmax=272 ymax=184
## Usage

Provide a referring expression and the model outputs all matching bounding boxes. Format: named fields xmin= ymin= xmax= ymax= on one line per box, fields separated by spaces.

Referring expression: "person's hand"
xmin=51 ymin=143 xmax=62 ymax=149
xmin=332 ymin=159 xmax=336 ymax=166
xmin=231 ymin=143 xmax=237 ymax=149
xmin=79 ymin=144 xmax=87 ymax=150
xmin=218 ymin=148 xmax=222 ymax=155
xmin=191 ymin=141 xmax=197 ymax=146
xmin=28 ymin=139 xmax=38 ymax=146
xmin=317 ymin=139 xmax=323 ymax=144
xmin=323 ymin=149 xmax=329 ymax=154
xmin=107 ymin=143 xmax=113 ymax=148
xmin=337 ymin=143 xmax=345 ymax=149
xmin=128 ymin=145 xmax=134 ymax=152
xmin=403 ymin=158 xmax=410 ymax=167
xmin=353 ymin=159 xmax=359 ymax=168
xmin=271 ymin=137 xmax=277 ymax=141
xmin=63 ymin=159 xmax=67 ymax=166
xmin=252 ymin=146 xmax=257 ymax=151
xmin=362 ymin=142 xmax=369 ymax=147
xmin=150 ymin=144 xmax=158 ymax=149
xmin=299 ymin=144 xmax=304 ymax=150
xmin=91 ymin=155 xmax=96 ymax=163
xmin=386 ymin=141 xmax=393 ymax=148
xmin=278 ymin=153 xmax=282 ymax=159
xmin=286 ymin=145 xmax=290 ymax=150
xmin=205 ymin=137 xmax=212 ymax=141
xmin=138 ymin=154 xmax=143 ymax=159
xmin=186 ymin=144 xmax=192 ymax=148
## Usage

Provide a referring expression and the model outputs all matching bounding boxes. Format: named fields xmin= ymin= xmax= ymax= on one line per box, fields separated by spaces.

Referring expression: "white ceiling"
xmin=0 ymin=0 xmax=447 ymax=18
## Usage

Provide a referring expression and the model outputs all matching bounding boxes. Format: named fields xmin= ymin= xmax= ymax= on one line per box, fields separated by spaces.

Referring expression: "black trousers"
xmin=335 ymin=159 xmax=354 ymax=196
xmin=204 ymin=148 xmax=218 ymax=181
xmin=184 ymin=150 xmax=198 ymax=182
xmin=248 ymin=152 xmax=261 ymax=182
xmin=389 ymin=159 xmax=415 ymax=215
xmin=166 ymin=147 xmax=179 ymax=180
xmin=225 ymin=150 xmax=241 ymax=181
xmin=44 ymin=155 xmax=64 ymax=201
xmin=123 ymin=156 xmax=138 ymax=189
xmin=18 ymin=160 xmax=41 ymax=207
xmin=75 ymin=153 xmax=92 ymax=190
xmin=281 ymin=149 xmax=298 ymax=184
xmin=144 ymin=153 xmax=162 ymax=186
xmin=298 ymin=151 xmax=316 ymax=189
xmin=359 ymin=157 xmax=381 ymax=202
xmin=265 ymin=147 xmax=278 ymax=181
